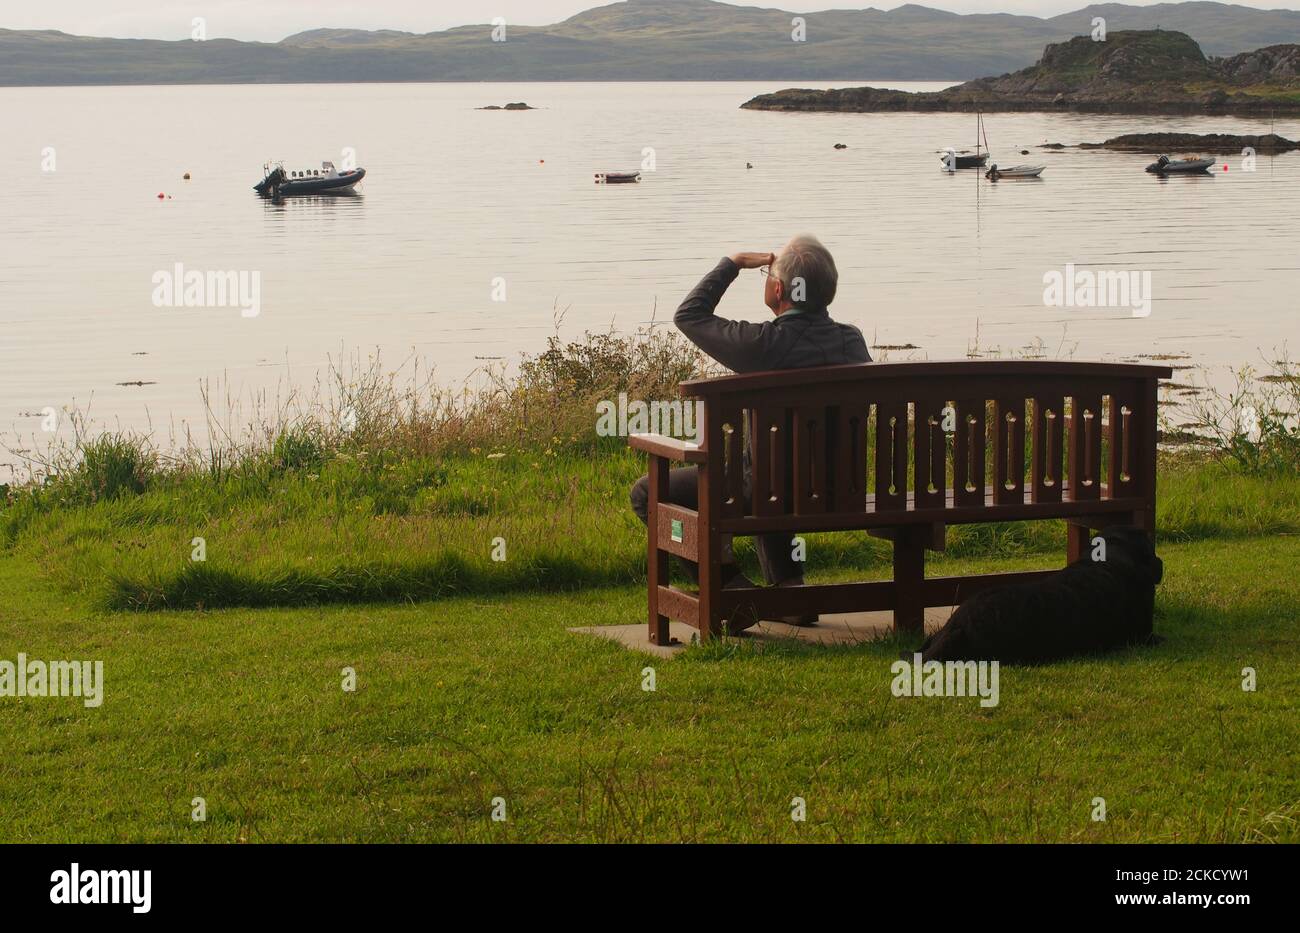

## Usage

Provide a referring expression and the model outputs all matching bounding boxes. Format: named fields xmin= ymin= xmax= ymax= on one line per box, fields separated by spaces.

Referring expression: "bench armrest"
xmin=628 ymin=433 xmax=707 ymax=463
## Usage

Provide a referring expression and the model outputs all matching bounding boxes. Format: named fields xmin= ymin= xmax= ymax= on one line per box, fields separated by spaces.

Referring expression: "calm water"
xmin=2 ymin=81 xmax=1298 ymax=475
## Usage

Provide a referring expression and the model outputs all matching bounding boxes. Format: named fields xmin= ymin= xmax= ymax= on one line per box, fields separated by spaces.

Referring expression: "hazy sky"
xmin=6 ymin=1 xmax=1298 ymax=42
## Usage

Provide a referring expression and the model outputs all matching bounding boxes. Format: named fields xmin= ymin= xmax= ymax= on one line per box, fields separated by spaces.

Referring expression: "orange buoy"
xmin=157 ymin=193 xmax=165 ymax=199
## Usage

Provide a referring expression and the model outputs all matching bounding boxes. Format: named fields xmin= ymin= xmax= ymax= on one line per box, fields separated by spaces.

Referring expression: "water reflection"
xmin=259 ymin=189 xmax=365 ymax=212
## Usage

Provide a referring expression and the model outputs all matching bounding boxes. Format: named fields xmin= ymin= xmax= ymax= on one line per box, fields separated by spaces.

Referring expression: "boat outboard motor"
xmin=262 ymin=166 xmax=287 ymax=200
xmin=1156 ymin=155 xmax=1170 ymax=169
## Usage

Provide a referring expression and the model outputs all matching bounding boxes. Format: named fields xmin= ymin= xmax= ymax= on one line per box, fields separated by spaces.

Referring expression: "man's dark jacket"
xmin=673 ymin=257 xmax=871 ymax=372
xmin=666 ymin=256 xmax=871 ymax=585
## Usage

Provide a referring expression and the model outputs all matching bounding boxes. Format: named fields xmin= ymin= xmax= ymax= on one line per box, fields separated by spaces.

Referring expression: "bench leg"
xmin=1067 ymin=522 xmax=1091 ymax=564
xmin=1135 ymin=507 xmax=1156 ymax=539
xmin=893 ymin=525 xmax=926 ymax=633
xmin=647 ymin=456 xmax=671 ymax=646
xmin=697 ymin=535 xmax=724 ymax=641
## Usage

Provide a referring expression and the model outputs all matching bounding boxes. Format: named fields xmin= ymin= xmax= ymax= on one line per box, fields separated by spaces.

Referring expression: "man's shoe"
xmin=720 ymin=571 xmax=761 ymax=633
xmin=771 ymin=577 xmax=818 ymax=627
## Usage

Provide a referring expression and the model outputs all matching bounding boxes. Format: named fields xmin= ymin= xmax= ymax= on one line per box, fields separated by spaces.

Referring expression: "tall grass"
xmin=1174 ymin=352 xmax=1300 ymax=474
xmin=1 ymin=334 xmax=1294 ymax=611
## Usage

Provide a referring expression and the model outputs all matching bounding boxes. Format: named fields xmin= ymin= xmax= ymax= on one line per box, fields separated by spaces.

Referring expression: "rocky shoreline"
xmin=1057 ymin=132 xmax=1300 ymax=152
xmin=742 ymin=31 xmax=1300 ymax=115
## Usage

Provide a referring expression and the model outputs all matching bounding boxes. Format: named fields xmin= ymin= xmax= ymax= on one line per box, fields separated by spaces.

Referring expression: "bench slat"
xmin=874 ymin=400 xmax=909 ymax=511
xmin=994 ymin=397 xmax=1027 ymax=506
xmin=718 ymin=487 xmax=1141 ymax=533
xmin=953 ymin=398 xmax=986 ymax=508
xmin=680 ymin=360 xmax=1173 ymax=396
xmin=719 ymin=405 xmax=746 ymax=519
xmin=1108 ymin=389 xmax=1136 ymax=498
xmin=654 ymin=503 xmax=698 ymax=562
xmin=913 ymin=399 xmax=947 ymax=511
xmin=829 ymin=405 xmax=868 ymax=513
xmin=1067 ymin=394 xmax=1103 ymax=501
xmin=793 ymin=406 xmax=828 ymax=515
xmin=655 ymin=585 xmax=699 ymax=627
xmin=1031 ymin=395 xmax=1064 ymax=504
xmin=628 ymin=432 xmax=706 ymax=463
xmin=751 ymin=407 xmax=786 ymax=516
xmin=711 ymin=569 xmax=1064 ymax=617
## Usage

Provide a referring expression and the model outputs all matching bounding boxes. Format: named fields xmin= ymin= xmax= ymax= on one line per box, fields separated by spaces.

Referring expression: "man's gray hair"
xmin=772 ymin=234 xmax=838 ymax=309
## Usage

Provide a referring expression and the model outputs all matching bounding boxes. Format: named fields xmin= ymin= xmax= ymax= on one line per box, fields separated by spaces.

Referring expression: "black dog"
xmin=915 ymin=525 xmax=1164 ymax=664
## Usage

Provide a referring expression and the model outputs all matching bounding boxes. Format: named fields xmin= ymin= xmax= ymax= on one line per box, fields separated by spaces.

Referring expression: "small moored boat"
xmin=945 ymin=152 xmax=989 ymax=169
xmin=1145 ymin=155 xmax=1215 ymax=174
xmin=595 ymin=171 xmax=641 ymax=184
xmin=941 ymin=111 xmax=992 ymax=170
xmin=254 ymin=161 xmax=366 ymax=197
xmin=985 ymin=163 xmax=1046 ymax=179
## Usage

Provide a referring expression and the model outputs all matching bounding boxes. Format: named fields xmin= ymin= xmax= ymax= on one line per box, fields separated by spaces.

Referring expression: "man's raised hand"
xmin=728 ymin=251 xmax=776 ymax=270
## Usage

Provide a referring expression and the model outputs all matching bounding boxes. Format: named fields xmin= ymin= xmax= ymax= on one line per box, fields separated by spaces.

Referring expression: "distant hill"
xmin=742 ymin=30 xmax=1300 ymax=113
xmin=3 ymin=1 xmax=1300 ymax=86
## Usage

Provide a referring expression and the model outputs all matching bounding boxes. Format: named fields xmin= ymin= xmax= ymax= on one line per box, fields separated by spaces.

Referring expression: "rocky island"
xmin=742 ymin=30 xmax=1300 ymax=115
xmin=1069 ymin=132 xmax=1299 ymax=151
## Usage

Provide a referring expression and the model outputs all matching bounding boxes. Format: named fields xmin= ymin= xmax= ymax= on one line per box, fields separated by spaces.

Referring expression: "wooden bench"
xmin=628 ymin=360 xmax=1172 ymax=644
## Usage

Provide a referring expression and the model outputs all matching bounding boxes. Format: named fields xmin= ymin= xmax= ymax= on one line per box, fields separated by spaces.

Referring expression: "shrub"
xmin=270 ymin=425 xmax=329 ymax=473
xmin=1177 ymin=353 xmax=1300 ymax=474
xmin=66 ymin=434 xmax=156 ymax=502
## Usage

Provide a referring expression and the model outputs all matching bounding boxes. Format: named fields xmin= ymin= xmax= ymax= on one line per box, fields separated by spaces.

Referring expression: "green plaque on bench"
xmin=671 ymin=519 xmax=683 ymax=544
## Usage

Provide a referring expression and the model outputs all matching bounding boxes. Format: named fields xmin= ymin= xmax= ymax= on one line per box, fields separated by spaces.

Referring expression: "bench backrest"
xmin=678 ymin=360 xmax=1171 ymax=525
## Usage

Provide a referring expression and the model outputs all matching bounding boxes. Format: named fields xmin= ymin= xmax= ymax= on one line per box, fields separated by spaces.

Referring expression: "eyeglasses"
xmin=759 ymin=266 xmax=771 ymax=278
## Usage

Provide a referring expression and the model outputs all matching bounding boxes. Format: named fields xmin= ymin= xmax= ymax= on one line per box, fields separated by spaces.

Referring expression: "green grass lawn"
xmin=2 ymin=528 xmax=1297 ymax=843
xmin=4 ymin=449 xmax=1297 ymax=611
xmin=4 ymin=310 xmax=1296 ymax=844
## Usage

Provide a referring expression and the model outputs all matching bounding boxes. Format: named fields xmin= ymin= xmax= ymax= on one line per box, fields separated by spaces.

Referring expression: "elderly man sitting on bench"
xmin=629 ymin=234 xmax=871 ymax=628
